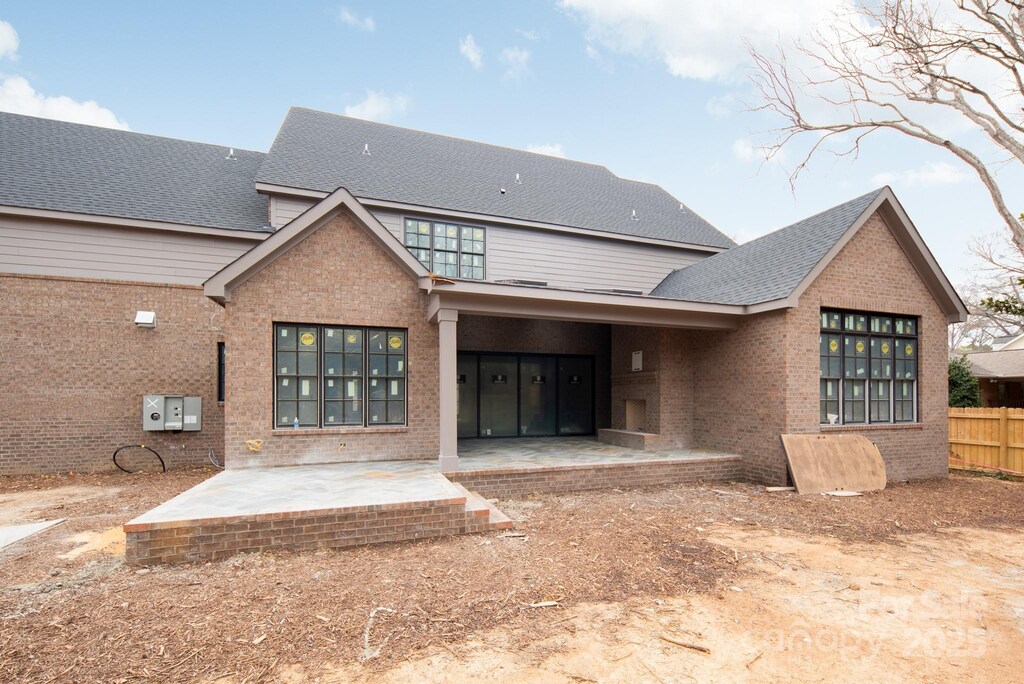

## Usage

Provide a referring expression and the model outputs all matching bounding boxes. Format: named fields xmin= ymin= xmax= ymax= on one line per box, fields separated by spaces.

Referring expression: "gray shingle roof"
xmin=256 ymin=107 xmax=734 ymax=249
xmin=0 ymin=112 xmax=270 ymax=232
xmin=964 ymin=349 xmax=1024 ymax=379
xmin=651 ymin=189 xmax=885 ymax=305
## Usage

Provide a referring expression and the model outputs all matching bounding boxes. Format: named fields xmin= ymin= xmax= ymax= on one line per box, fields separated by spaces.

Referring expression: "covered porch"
xmin=427 ymin=279 xmax=747 ymax=471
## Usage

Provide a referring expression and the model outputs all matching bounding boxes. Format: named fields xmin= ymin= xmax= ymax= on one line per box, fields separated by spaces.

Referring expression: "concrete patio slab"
xmin=126 ymin=460 xmax=457 ymax=529
xmin=0 ymin=519 xmax=64 ymax=551
xmin=124 ymin=436 xmax=743 ymax=565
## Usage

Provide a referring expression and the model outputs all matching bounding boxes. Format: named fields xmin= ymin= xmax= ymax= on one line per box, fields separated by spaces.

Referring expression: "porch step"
xmin=450 ymin=482 xmax=515 ymax=532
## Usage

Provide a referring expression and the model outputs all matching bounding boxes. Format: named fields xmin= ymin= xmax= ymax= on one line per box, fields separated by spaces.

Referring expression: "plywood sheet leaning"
xmin=780 ymin=434 xmax=887 ymax=495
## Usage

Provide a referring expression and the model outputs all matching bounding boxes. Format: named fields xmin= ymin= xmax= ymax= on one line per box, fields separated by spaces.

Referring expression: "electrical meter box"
xmin=143 ymin=395 xmax=202 ymax=432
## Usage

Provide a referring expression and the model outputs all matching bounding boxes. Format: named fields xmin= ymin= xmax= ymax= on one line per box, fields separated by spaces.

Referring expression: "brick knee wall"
xmin=125 ymin=499 xmax=475 ymax=565
xmin=446 ymin=456 xmax=744 ymax=499
xmin=0 ymin=275 xmax=225 ymax=475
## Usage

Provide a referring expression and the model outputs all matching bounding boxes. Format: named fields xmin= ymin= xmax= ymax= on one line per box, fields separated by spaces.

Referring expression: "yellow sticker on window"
xmin=881 ymin=342 xmax=890 ymax=354
xmin=347 ymin=334 xmax=357 ymax=344
xmin=855 ymin=341 xmax=865 ymax=353
xmin=300 ymin=332 xmax=315 ymax=346
xmin=828 ymin=339 xmax=839 ymax=353
xmin=905 ymin=344 xmax=914 ymax=356
xmin=388 ymin=335 xmax=403 ymax=349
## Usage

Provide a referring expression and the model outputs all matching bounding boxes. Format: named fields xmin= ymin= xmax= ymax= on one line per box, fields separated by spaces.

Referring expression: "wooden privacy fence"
xmin=948 ymin=407 xmax=1024 ymax=476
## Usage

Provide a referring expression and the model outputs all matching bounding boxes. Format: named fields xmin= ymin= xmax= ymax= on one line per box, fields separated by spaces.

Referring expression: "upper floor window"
xmin=274 ymin=324 xmax=407 ymax=429
xmin=820 ymin=310 xmax=918 ymax=426
xmin=404 ymin=218 xmax=485 ymax=279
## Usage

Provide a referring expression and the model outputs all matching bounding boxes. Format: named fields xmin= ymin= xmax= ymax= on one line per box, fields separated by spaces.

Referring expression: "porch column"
xmin=437 ymin=308 xmax=459 ymax=471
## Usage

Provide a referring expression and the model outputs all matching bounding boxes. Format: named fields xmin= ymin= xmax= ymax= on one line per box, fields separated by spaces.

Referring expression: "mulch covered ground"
xmin=0 ymin=469 xmax=1021 ymax=682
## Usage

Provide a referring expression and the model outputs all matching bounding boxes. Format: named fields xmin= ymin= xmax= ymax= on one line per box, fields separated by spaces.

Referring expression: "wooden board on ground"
xmin=780 ymin=434 xmax=886 ymax=495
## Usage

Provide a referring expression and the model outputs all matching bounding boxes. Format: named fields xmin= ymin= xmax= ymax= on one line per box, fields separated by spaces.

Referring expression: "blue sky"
xmin=0 ymin=1 xmax=1016 ymax=284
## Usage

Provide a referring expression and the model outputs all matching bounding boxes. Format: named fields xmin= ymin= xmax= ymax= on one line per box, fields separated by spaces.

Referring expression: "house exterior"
xmin=965 ymin=349 xmax=1024 ymax=407
xmin=0 ymin=108 xmax=968 ymax=484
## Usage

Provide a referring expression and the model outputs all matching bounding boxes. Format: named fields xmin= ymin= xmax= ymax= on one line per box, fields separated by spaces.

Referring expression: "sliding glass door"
xmin=457 ymin=352 xmax=594 ymax=438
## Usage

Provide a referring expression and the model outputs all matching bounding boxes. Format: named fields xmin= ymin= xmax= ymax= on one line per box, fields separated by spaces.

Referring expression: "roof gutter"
xmin=0 ymin=204 xmax=271 ymax=240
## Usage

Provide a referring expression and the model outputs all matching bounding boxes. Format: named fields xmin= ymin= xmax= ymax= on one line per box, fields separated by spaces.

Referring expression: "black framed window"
xmin=403 ymin=218 xmax=485 ymax=279
xmin=274 ymin=324 xmax=407 ymax=428
xmin=820 ymin=310 xmax=918 ymax=425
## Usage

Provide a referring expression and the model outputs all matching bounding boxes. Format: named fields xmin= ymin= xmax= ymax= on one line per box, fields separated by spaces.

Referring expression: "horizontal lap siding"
xmin=0 ymin=216 xmax=256 ymax=284
xmin=371 ymin=208 xmax=707 ymax=294
xmin=269 ymin=196 xmax=316 ymax=228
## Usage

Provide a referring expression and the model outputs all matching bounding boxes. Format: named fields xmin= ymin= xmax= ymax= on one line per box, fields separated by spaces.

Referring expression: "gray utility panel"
xmin=143 ymin=395 xmax=202 ymax=431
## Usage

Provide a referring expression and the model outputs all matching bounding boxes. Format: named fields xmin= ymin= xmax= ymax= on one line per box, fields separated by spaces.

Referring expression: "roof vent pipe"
xmin=515 ymin=173 xmax=522 ymax=184
xmin=225 ymin=148 xmax=236 ymax=161
xmin=362 ymin=143 xmax=371 ymax=156
xmin=630 ymin=209 xmax=639 ymax=221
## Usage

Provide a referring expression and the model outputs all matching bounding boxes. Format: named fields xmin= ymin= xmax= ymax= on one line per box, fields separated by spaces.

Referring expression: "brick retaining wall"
xmin=446 ymin=455 xmax=744 ymax=500
xmin=124 ymin=497 xmax=478 ymax=565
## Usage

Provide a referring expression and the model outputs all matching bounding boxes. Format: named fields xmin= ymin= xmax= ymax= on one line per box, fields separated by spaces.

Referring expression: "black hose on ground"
xmin=112 ymin=444 xmax=166 ymax=473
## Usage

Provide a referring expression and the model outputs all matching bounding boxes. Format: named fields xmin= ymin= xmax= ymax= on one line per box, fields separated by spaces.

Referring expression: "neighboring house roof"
xmin=651 ymin=187 xmax=968 ymax=323
xmin=652 ymin=189 xmax=883 ymax=304
xmin=965 ymin=349 xmax=1024 ymax=379
xmin=990 ymin=333 xmax=1024 ymax=351
xmin=0 ymin=111 xmax=270 ymax=233
xmin=255 ymin=107 xmax=734 ymax=250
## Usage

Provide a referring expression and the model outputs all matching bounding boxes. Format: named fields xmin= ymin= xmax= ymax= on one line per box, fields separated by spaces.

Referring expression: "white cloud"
xmin=526 ymin=143 xmax=566 ymax=158
xmin=559 ymin=0 xmax=841 ymax=81
xmin=705 ymin=93 xmax=739 ymax=118
xmin=459 ymin=33 xmax=482 ymax=69
xmin=872 ymin=162 xmax=967 ymax=187
xmin=0 ymin=20 xmax=18 ymax=60
xmin=732 ymin=137 xmax=787 ymax=165
xmin=0 ymin=76 xmax=129 ymax=129
xmin=337 ymin=7 xmax=375 ymax=32
xmin=500 ymin=47 xmax=531 ymax=80
xmin=585 ymin=44 xmax=600 ymax=61
xmin=731 ymin=138 xmax=756 ymax=161
xmin=343 ymin=90 xmax=409 ymax=122
xmin=516 ymin=29 xmax=540 ymax=41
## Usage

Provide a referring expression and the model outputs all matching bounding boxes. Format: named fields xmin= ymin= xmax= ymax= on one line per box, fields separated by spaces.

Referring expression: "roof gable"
xmin=255 ymin=107 xmax=734 ymax=250
xmin=0 ymin=111 xmax=270 ymax=233
xmin=204 ymin=188 xmax=429 ymax=302
xmin=651 ymin=187 xmax=968 ymax=323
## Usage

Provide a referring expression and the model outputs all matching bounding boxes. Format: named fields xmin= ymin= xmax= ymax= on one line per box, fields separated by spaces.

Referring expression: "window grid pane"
xmin=275 ymin=324 xmax=407 ymax=429
xmin=403 ymin=218 xmax=485 ymax=280
xmin=820 ymin=309 xmax=917 ymax=426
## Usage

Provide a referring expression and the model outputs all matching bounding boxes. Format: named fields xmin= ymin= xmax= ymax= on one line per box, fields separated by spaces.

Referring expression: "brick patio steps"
xmin=126 ymin=479 xmax=515 ymax=566
xmin=449 ymin=482 xmax=514 ymax=532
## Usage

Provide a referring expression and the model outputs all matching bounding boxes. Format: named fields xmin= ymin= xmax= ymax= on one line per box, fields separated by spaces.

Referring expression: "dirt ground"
xmin=0 ymin=469 xmax=1021 ymax=683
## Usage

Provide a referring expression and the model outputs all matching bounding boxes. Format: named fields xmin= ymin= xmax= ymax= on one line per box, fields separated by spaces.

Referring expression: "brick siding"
xmin=782 ymin=212 xmax=949 ymax=481
xmin=222 ymin=213 xmax=440 ymax=468
xmin=124 ymin=497 xmax=481 ymax=565
xmin=0 ymin=274 xmax=224 ymax=474
xmin=608 ymin=326 xmax=695 ymax=448
xmin=446 ymin=455 xmax=743 ymax=499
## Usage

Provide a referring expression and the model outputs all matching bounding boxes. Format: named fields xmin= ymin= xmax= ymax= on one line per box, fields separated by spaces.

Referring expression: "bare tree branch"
xmin=750 ymin=0 xmax=1024 ymax=251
